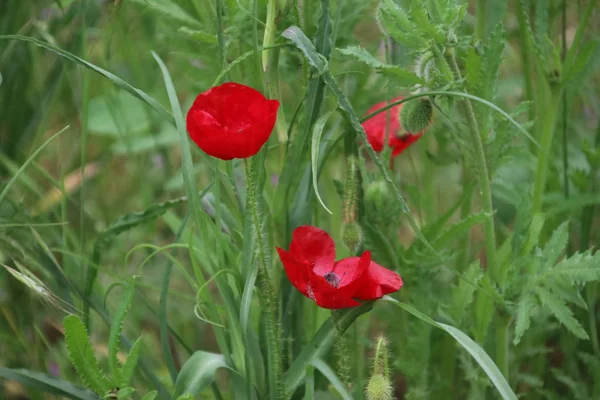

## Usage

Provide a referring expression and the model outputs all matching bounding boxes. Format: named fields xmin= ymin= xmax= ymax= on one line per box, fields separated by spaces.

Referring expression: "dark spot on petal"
xmin=324 ymin=272 xmax=341 ymax=288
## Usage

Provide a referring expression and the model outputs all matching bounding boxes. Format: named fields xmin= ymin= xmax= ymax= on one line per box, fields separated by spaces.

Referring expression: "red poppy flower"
xmin=186 ymin=82 xmax=280 ymax=160
xmin=362 ymin=97 xmax=423 ymax=157
xmin=276 ymin=226 xmax=403 ymax=309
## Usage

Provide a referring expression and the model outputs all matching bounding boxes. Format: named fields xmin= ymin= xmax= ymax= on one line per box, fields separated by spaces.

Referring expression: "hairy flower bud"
xmin=400 ymin=98 xmax=434 ymax=134
xmin=366 ymin=374 xmax=393 ymax=400
xmin=341 ymin=220 xmax=363 ymax=254
xmin=366 ymin=334 xmax=393 ymax=400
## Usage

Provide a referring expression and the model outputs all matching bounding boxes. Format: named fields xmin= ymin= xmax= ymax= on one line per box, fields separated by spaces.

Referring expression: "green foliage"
xmin=510 ymin=222 xmax=600 ymax=344
xmin=64 ymin=315 xmax=113 ymax=395
xmin=172 ymin=351 xmax=229 ymax=398
xmin=107 ymin=279 xmax=136 ymax=382
xmin=338 ymin=46 xmax=425 ymax=86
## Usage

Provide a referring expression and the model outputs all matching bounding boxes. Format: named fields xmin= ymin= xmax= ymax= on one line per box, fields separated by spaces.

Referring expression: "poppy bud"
xmin=365 ymin=374 xmax=393 ymax=400
xmin=366 ymin=334 xmax=393 ymax=400
xmin=400 ymin=97 xmax=434 ymax=134
xmin=341 ymin=221 xmax=362 ymax=254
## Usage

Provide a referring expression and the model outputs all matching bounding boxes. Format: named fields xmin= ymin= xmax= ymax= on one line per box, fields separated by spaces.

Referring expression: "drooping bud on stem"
xmin=365 ymin=335 xmax=393 ymax=400
xmin=400 ymin=97 xmax=434 ymax=134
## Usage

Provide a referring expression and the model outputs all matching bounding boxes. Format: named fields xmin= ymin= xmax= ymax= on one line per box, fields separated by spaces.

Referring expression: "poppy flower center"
xmin=323 ymin=272 xmax=341 ymax=288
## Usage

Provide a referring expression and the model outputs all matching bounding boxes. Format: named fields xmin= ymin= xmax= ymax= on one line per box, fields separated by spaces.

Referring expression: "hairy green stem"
xmin=495 ymin=315 xmax=511 ymax=381
xmin=515 ymin=0 xmax=536 ymax=124
xmin=244 ymin=159 xmax=282 ymax=400
xmin=446 ymin=48 xmax=498 ymax=279
xmin=447 ymin=48 xmax=509 ymax=381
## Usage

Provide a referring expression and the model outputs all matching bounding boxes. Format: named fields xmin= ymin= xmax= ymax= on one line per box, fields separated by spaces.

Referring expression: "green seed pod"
xmin=341 ymin=221 xmax=362 ymax=254
xmin=366 ymin=374 xmax=393 ymax=400
xmin=365 ymin=335 xmax=393 ymax=400
xmin=400 ymin=98 xmax=434 ymax=133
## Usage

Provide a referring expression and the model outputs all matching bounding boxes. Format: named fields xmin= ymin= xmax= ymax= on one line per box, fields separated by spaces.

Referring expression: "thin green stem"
xmin=446 ymin=48 xmax=498 ymax=280
xmin=531 ymin=84 xmax=562 ymax=214
xmin=516 ymin=0 xmax=536 ymax=124
xmin=476 ymin=0 xmax=488 ymax=41
xmin=215 ymin=0 xmax=226 ymax=70
xmin=495 ymin=315 xmax=511 ymax=380
xmin=244 ymin=159 xmax=282 ymax=400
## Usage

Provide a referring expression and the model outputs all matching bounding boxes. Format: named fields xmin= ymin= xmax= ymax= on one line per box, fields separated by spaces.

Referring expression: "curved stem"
xmin=446 ymin=48 xmax=498 ymax=280
xmin=244 ymin=159 xmax=283 ymax=400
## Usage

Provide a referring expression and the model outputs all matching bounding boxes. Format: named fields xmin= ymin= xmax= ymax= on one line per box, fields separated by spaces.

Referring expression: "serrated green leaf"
xmin=108 ymin=280 xmax=136 ymax=382
xmin=128 ymin=0 xmax=202 ymax=28
xmin=549 ymin=250 xmax=600 ymax=284
xmin=536 ymin=287 xmax=588 ymax=339
xmin=376 ymin=0 xmax=427 ymax=49
xmin=408 ymin=2 xmax=445 ymax=44
xmin=64 ymin=315 xmax=113 ymax=394
xmin=514 ymin=293 xmax=537 ymax=345
xmin=452 ymin=261 xmax=484 ymax=323
xmin=338 ymin=46 xmax=425 ymax=86
xmin=141 ymin=391 xmax=158 ymax=400
xmin=542 ymin=222 xmax=569 ymax=271
xmin=547 ymin=278 xmax=588 ymax=309
xmin=172 ymin=352 xmax=230 ymax=398
xmin=0 ymin=368 xmax=99 ymax=400
xmin=120 ymin=337 xmax=143 ymax=387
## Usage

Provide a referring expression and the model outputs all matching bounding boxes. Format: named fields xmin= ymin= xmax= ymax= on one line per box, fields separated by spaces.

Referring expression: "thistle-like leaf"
xmin=108 ymin=279 xmax=136 ymax=382
xmin=338 ymin=46 xmax=425 ymax=86
xmin=63 ymin=315 xmax=113 ymax=394
xmin=120 ymin=337 xmax=143 ymax=387
xmin=514 ymin=293 xmax=537 ymax=345
xmin=536 ymin=287 xmax=589 ymax=340
xmin=376 ymin=0 xmax=428 ymax=49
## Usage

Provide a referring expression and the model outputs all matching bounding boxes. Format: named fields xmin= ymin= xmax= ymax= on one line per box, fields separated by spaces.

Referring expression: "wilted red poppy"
xmin=186 ymin=82 xmax=280 ymax=160
xmin=276 ymin=226 xmax=403 ymax=309
xmin=362 ymin=97 xmax=423 ymax=157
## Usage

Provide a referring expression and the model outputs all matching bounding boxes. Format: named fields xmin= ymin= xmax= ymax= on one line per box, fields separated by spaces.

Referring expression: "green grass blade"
xmin=120 ymin=337 xmax=143 ymax=387
xmin=0 ymin=35 xmax=173 ymax=124
xmin=311 ymin=111 xmax=334 ymax=214
xmin=383 ymin=297 xmax=517 ymax=400
xmin=0 ymin=368 xmax=99 ymax=400
xmin=64 ymin=315 xmax=113 ymax=395
xmin=284 ymin=302 xmax=373 ymax=397
xmin=171 ymin=352 xmax=230 ymax=398
xmin=311 ymin=359 xmax=352 ymax=400
xmin=0 ymin=125 xmax=68 ymax=204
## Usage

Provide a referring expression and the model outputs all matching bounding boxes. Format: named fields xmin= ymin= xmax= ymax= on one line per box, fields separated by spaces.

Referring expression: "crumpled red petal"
xmin=353 ymin=257 xmax=403 ymax=300
xmin=276 ymin=247 xmax=310 ymax=297
xmin=361 ymin=97 xmax=423 ymax=158
xmin=289 ymin=226 xmax=336 ymax=276
xmin=308 ymin=273 xmax=361 ymax=309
